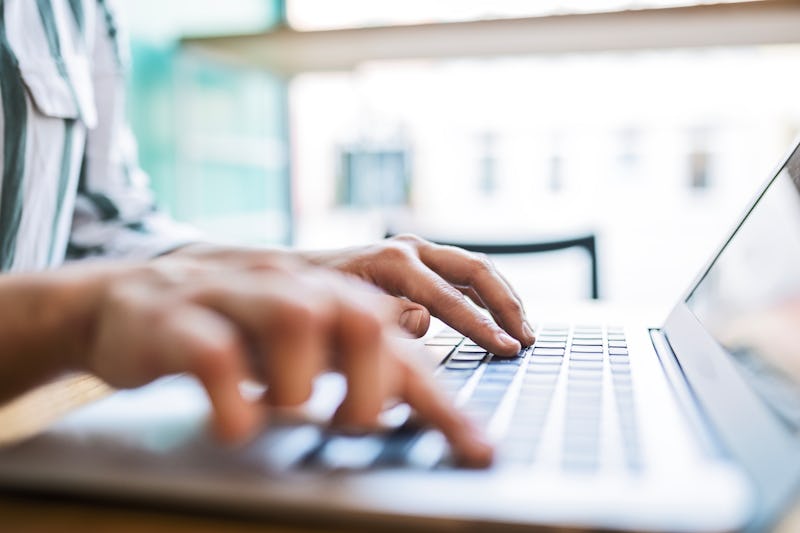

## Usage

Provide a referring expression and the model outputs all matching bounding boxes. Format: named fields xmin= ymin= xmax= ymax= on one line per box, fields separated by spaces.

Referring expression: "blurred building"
xmin=122 ymin=0 xmax=800 ymax=311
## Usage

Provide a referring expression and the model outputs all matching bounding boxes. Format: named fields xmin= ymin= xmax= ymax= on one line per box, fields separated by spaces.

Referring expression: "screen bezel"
xmin=662 ymin=140 xmax=800 ymax=529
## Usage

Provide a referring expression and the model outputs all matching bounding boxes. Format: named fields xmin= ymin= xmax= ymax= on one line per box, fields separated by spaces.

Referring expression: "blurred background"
xmin=117 ymin=0 xmax=800 ymax=316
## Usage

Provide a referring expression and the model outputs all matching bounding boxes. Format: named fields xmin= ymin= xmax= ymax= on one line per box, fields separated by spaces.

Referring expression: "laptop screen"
xmin=686 ymin=144 xmax=800 ymax=431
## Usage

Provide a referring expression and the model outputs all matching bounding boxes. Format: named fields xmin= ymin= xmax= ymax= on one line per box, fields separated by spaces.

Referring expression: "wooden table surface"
xmin=0 ymin=374 xmax=798 ymax=533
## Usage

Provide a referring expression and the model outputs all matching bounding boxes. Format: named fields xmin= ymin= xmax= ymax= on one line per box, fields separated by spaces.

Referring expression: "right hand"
xmin=79 ymin=257 xmax=493 ymax=467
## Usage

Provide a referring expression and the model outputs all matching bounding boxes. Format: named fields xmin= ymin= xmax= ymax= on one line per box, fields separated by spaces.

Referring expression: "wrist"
xmin=0 ymin=265 xmax=117 ymax=402
xmin=49 ymin=266 xmax=115 ymax=371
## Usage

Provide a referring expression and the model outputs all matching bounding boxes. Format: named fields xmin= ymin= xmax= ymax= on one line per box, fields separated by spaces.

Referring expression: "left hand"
xmin=172 ymin=234 xmax=535 ymax=356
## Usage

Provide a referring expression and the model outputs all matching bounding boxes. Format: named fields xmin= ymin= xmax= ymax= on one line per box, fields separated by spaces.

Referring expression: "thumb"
xmin=394 ymin=299 xmax=431 ymax=337
xmin=344 ymin=280 xmax=432 ymax=337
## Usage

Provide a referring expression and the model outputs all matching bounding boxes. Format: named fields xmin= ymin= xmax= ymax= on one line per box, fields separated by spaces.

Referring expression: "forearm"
xmin=0 ymin=267 xmax=110 ymax=403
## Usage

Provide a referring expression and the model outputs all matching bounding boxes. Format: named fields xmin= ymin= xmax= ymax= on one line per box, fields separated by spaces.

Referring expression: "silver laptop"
xmin=2 ymin=141 xmax=800 ymax=533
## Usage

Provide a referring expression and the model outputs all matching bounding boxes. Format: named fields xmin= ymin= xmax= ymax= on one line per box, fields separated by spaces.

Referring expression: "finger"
xmin=418 ymin=244 xmax=534 ymax=347
xmin=261 ymin=297 xmax=329 ymax=407
xmin=496 ymin=268 xmax=526 ymax=314
xmin=162 ymin=306 xmax=262 ymax=444
xmin=331 ymin=298 xmax=387 ymax=429
xmin=333 ymin=280 xmax=432 ymax=338
xmin=379 ymin=294 xmax=430 ymax=337
xmin=490 ymin=268 xmax=535 ymax=338
xmin=387 ymin=257 xmax=521 ymax=356
xmin=393 ymin=345 xmax=493 ymax=467
xmin=190 ymin=276 xmax=327 ymax=407
xmin=459 ymin=286 xmax=488 ymax=311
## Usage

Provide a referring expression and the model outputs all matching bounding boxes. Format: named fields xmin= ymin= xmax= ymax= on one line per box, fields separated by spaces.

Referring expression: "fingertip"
xmin=213 ymin=400 xmax=264 ymax=446
xmin=494 ymin=331 xmax=521 ymax=357
xmin=400 ymin=307 xmax=430 ymax=337
xmin=452 ymin=421 xmax=494 ymax=468
xmin=522 ymin=322 xmax=536 ymax=347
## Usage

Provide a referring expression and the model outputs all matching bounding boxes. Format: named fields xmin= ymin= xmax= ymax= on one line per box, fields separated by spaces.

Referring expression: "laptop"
xmin=2 ymin=141 xmax=800 ymax=533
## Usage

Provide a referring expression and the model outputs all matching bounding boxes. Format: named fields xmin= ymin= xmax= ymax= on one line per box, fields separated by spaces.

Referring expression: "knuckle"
xmin=391 ymin=233 xmax=424 ymax=246
xmin=139 ymin=301 xmax=172 ymax=329
xmin=466 ymin=253 xmax=493 ymax=279
xmin=376 ymin=241 xmax=415 ymax=264
xmin=193 ymin=334 xmax=240 ymax=377
xmin=473 ymin=252 xmax=493 ymax=270
xmin=506 ymin=299 xmax=524 ymax=317
xmin=345 ymin=310 xmax=383 ymax=349
xmin=275 ymin=299 xmax=321 ymax=332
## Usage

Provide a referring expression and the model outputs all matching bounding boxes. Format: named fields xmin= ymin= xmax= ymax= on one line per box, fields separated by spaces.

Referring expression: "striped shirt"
xmin=0 ymin=0 xmax=196 ymax=273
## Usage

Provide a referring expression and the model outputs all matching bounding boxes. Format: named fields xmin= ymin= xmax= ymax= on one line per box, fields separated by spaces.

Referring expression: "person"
xmin=0 ymin=1 xmax=534 ymax=467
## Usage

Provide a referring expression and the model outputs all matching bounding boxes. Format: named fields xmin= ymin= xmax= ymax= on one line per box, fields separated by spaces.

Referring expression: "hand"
xmin=175 ymin=235 xmax=535 ymax=357
xmin=77 ymin=258 xmax=493 ymax=466
xmin=301 ymin=235 xmax=535 ymax=356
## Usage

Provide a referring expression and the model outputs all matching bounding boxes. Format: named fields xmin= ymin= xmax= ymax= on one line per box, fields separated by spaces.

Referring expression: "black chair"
xmin=386 ymin=231 xmax=599 ymax=300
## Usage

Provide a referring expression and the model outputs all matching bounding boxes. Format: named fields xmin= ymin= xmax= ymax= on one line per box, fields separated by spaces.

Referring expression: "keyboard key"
xmin=487 ymin=356 xmax=523 ymax=366
xmin=445 ymin=360 xmax=481 ymax=371
xmin=533 ymin=347 xmax=565 ymax=356
xmin=527 ymin=365 xmax=561 ymax=375
xmin=450 ymin=352 xmax=486 ymax=362
xmin=319 ymin=435 xmax=384 ymax=470
xmin=536 ymin=335 xmax=568 ymax=343
xmin=612 ymin=373 xmax=633 ymax=385
xmin=457 ymin=346 xmax=488 ymax=354
xmin=471 ymin=388 xmax=508 ymax=402
xmin=572 ymin=333 xmax=602 ymax=340
xmin=534 ymin=341 xmax=567 ymax=349
xmin=608 ymin=341 xmax=627 ymax=348
xmin=608 ymin=347 xmax=629 ymax=356
xmin=541 ymin=325 xmax=569 ymax=333
xmin=523 ymin=375 xmax=559 ymax=389
xmin=405 ymin=430 xmax=447 ymax=469
xmin=433 ymin=333 xmax=463 ymax=341
xmin=481 ymin=378 xmax=517 ymax=390
xmin=569 ymin=353 xmax=603 ymax=362
xmin=518 ymin=387 xmax=556 ymax=400
xmin=567 ymin=390 xmax=602 ymax=402
xmin=571 ymin=340 xmax=603 ymax=347
xmin=465 ymin=397 xmax=503 ymax=411
xmin=570 ymin=359 xmax=603 ymax=369
xmin=424 ymin=339 xmax=459 ymax=347
xmin=436 ymin=372 xmax=470 ymax=383
xmin=570 ymin=345 xmax=603 ymax=354
xmin=530 ymin=355 xmax=563 ymax=364
xmin=425 ymin=345 xmax=455 ymax=365
xmin=568 ymin=369 xmax=603 ymax=381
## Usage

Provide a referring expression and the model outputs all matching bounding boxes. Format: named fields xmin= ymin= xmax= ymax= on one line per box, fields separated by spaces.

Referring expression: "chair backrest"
xmin=385 ymin=232 xmax=599 ymax=300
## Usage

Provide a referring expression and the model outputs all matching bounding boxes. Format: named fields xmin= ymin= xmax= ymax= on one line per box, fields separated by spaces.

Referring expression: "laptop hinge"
xmin=649 ymin=328 xmax=725 ymax=459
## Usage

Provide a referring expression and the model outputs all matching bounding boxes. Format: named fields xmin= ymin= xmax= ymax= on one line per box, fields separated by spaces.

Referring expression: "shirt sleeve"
xmin=67 ymin=0 xmax=199 ymax=261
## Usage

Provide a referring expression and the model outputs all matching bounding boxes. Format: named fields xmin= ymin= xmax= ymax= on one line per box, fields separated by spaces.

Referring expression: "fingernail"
xmin=496 ymin=331 xmax=521 ymax=352
xmin=522 ymin=322 xmax=536 ymax=346
xmin=400 ymin=309 xmax=424 ymax=333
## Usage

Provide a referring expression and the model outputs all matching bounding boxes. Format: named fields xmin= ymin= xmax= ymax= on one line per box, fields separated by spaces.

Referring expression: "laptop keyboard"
xmin=429 ymin=324 xmax=643 ymax=473
xmin=285 ymin=324 xmax=642 ymax=473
